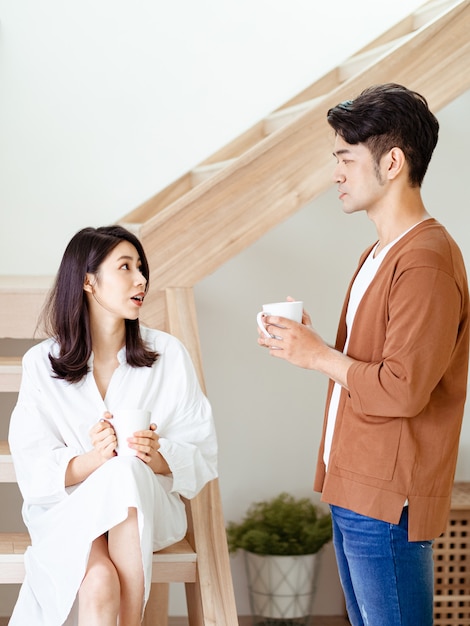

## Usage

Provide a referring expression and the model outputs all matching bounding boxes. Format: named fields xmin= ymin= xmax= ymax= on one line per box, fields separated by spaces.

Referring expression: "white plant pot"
xmin=244 ymin=551 xmax=319 ymax=621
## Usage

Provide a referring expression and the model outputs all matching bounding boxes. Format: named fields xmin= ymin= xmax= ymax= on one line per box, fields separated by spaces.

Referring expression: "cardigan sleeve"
xmin=347 ymin=259 xmax=465 ymax=419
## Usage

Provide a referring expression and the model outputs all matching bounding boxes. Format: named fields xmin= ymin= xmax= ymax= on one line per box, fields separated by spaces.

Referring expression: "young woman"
xmin=8 ymin=225 xmax=218 ymax=626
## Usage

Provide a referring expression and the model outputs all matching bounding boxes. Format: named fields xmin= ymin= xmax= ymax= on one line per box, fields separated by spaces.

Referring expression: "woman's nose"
xmin=135 ymin=271 xmax=147 ymax=287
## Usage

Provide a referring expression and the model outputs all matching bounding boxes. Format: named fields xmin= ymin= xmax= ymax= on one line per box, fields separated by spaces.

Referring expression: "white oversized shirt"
xmin=8 ymin=326 xmax=218 ymax=625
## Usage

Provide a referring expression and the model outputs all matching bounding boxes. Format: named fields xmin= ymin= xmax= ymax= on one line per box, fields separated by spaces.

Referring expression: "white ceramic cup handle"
xmin=257 ymin=311 xmax=272 ymax=337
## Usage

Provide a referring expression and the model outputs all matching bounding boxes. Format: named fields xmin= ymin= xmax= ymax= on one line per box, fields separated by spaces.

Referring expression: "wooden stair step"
xmin=339 ymin=34 xmax=412 ymax=81
xmin=116 ymin=222 xmax=143 ymax=238
xmin=338 ymin=1 xmax=457 ymax=83
xmin=189 ymin=93 xmax=327 ymax=186
xmin=152 ymin=537 xmax=197 ymax=583
xmin=263 ymin=96 xmax=326 ymax=135
xmin=0 ymin=442 xmax=15 ymax=483
xmin=0 ymin=276 xmax=52 ymax=339
xmin=0 ymin=533 xmax=29 ymax=584
xmin=190 ymin=158 xmax=237 ymax=187
xmin=0 ymin=356 xmax=22 ymax=392
xmin=190 ymin=96 xmax=328 ymax=177
xmin=413 ymin=0 xmax=457 ymax=29
xmin=0 ymin=533 xmax=197 ymax=584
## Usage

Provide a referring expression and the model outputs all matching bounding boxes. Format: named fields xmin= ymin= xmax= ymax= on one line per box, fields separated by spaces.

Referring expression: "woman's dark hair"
xmin=327 ymin=83 xmax=439 ymax=187
xmin=42 ymin=225 xmax=158 ymax=383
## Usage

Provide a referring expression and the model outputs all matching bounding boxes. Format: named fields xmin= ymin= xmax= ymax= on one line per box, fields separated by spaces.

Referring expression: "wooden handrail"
xmin=124 ymin=1 xmax=470 ymax=336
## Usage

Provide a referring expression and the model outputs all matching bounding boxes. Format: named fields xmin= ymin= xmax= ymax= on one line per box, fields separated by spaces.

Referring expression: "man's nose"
xmin=332 ymin=164 xmax=345 ymax=184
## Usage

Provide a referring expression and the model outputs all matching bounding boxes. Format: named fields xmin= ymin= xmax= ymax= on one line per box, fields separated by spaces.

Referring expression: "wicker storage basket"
xmin=434 ymin=482 xmax=470 ymax=626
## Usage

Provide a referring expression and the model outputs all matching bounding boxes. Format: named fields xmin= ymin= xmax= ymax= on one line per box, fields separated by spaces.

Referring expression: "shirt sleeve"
xmin=8 ymin=351 xmax=82 ymax=506
xmin=155 ymin=339 xmax=218 ymax=499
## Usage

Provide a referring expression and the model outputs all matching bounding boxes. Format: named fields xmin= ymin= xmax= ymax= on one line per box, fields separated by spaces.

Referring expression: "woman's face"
xmin=84 ymin=240 xmax=147 ymax=322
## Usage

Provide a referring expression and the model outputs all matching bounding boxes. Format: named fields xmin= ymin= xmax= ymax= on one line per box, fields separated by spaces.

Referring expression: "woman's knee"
xmin=80 ymin=539 xmax=120 ymax=612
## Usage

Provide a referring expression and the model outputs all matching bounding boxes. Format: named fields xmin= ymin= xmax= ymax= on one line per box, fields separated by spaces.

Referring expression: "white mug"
xmin=108 ymin=409 xmax=151 ymax=456
xmin=256 ymin=300 xmax=303 ymax=337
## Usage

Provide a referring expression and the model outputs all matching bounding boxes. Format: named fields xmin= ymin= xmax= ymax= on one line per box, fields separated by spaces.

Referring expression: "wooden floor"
xmin=238 ymin=618 xmax=349 ymax=626
xmin=0 ymin=617 xmax=349 ymax=625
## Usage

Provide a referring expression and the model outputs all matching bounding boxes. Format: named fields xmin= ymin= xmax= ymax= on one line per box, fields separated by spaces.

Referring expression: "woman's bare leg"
xmin=79 ymin=534 xmax=120 ymax=626
xmin=108 ymin=507 xmax=145 ymax=626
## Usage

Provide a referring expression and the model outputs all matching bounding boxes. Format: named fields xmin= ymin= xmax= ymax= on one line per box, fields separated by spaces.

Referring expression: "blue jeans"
xmin=330 ymin=505 xmax=434 ymax=626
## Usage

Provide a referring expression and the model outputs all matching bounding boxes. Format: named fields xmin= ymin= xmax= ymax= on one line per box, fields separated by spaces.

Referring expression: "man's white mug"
xmin=257 ymin=301 xmax=303 ymax=337
xmin=109 ymin=409 xmax=151 ymax=456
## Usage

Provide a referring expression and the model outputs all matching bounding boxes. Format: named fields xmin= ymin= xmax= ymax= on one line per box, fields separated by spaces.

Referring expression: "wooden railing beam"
xmin=137 ymin=2 xmax=470 ymax=291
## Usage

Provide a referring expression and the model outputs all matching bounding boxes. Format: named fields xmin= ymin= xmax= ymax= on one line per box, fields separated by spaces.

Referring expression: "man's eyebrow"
xmin=332 ymin=148 xmax=352 ymax=157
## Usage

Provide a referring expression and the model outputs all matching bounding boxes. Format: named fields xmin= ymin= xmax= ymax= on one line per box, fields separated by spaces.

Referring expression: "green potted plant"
xmin=227 ymin=492 xmax=332 ymax=624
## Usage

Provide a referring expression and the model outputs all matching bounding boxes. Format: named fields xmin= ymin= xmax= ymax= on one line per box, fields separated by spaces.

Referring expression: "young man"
xmin=257 ymin=83 xmax=469 ymax=625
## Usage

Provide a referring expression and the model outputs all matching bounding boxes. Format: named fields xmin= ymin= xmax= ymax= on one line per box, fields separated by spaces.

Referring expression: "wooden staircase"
xmin=1 ymin=0 xmax=469 ymax=623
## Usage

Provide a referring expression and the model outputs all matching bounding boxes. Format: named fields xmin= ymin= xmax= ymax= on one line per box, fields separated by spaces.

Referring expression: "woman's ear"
xmin=83 ymin=274 xmax=95 ymax=293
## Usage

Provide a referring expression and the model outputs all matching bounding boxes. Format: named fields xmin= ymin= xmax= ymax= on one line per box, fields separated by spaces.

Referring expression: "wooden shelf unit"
xmin=434 ymin=482 xmax=470 ymax=625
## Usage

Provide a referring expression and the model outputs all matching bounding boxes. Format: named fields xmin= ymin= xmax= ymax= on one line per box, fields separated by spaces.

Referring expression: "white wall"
xmin=2 ymin=0 xmax=469 ymax=618
xmin=0 ymin=0 xmax=424 ymax=274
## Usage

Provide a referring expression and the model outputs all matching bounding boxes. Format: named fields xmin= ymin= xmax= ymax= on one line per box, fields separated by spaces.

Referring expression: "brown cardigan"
xmin=314 ymin=219 xmax=469 ymax=541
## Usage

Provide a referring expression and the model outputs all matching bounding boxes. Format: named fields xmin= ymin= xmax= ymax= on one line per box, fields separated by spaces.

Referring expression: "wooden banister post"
xmin=142 ymin=584 xmax=169 ymax=626
xmin=165 ymin=287 xmax=238 ymax=625
xmin=164 ymin=287 xmax=206 ymax=388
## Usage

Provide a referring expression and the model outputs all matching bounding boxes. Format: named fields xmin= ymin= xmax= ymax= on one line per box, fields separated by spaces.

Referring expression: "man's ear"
xmin=83 ymin=274 xmax=95 ymax=293
xmin=386 ymin=147 xmax=406 ymax=180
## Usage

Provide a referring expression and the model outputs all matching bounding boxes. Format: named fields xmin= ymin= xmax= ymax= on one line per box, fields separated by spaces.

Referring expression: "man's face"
xmin=332 ymin=134 xmax=387 ymax=216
